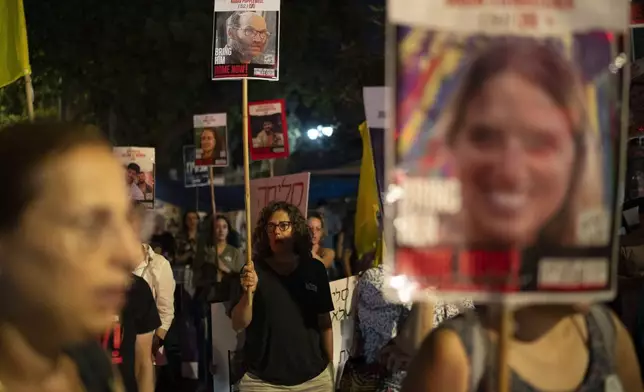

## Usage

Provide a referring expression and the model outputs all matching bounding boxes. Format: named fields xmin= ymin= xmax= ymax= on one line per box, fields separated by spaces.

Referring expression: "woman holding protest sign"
xmin=399 ymin=37 xmax=641 ymax=392
xmin=0 ymin=122 xmax=141 ymax=391
xmin=229 ymin=201 xmax=334 ymax=391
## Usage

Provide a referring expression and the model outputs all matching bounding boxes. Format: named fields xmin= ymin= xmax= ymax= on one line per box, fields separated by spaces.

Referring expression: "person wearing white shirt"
xmin=130 ymin=202 xmax=176 ymax=350
xmin=252 ymin=120 xmax=283 ymax=148
xmin=126 ymin=163 xmax=145 ymax=201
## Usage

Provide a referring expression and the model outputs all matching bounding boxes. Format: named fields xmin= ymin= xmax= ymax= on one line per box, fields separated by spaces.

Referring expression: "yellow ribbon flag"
xmin=0 ymin=0 xmax=31 ymax=88
xmin=354 ymin=122 xmax=381 ymax=262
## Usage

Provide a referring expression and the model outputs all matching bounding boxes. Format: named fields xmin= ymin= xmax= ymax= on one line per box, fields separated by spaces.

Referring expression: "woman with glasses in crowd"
xmin=0 ymin=122 xmax=141 ymax=391
xmin=228 ymin=201 xmax=335 ymax=391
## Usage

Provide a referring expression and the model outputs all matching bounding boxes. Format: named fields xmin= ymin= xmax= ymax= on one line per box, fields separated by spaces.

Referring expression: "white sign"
xmin=388 ymin=0 xmax=628 ymax=35
xmin=363 ymin=86 xmax=389 ymax=129
xmin=211 ymin=276 xmax=358 ymax=391
xmin=249 ymin=172 xmax=310 ymax=228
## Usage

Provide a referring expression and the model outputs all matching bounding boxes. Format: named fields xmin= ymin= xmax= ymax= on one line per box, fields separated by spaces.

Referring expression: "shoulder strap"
xmin=589 ymin=305 xmax=616 ymax=366
xmin=443 ymin=315 xmax=487 ymax=392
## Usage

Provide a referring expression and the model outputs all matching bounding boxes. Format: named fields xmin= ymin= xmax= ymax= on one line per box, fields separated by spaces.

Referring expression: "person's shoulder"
xmin=65 ymin=341 xmax=116 ymax=391
xmin=304 ymin=254 xmax=327 ymax=275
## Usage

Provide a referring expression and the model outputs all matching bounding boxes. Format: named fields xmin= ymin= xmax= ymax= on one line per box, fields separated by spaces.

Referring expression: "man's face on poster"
xmin=126 ymin=168 xmax=137 ymax=185
xmin=262 ymin=121 xmax=273 ymax=134
xmin=137 ymin=172 xmax=146 ymax=185
xmin=229 ymin=13 xmax=269 ymax=59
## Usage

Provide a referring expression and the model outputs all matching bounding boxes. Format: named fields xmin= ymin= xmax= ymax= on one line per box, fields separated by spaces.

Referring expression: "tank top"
xmin=438 ymin=306 xmax=623 ymax=392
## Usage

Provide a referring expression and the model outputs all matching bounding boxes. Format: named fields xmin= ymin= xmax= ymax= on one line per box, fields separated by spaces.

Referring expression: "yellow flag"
xmin=0 ymin=0 xmax=31 ymax=88
xmin=354 ymin=122 xmax=381 ymax=261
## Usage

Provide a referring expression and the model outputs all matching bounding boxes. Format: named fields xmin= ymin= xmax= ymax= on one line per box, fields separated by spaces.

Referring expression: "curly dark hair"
xmin=252 ymin=201 xmax=312 ymax=260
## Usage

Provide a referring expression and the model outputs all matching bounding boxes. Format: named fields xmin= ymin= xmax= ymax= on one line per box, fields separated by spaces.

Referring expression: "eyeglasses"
xmin=266 ymin=221 xmax=292 ymax=233
xmin=239 ymin=27 xmax=271 ymax=40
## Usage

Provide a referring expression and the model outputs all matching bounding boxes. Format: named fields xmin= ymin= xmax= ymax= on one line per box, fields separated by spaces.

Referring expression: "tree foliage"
xmin=16 ymin=0 xmax=384 ymax=170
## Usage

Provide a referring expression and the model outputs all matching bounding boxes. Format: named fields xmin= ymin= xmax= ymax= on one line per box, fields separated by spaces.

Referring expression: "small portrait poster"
xmin=212 ymin=0 xmax=280 ymax=80
xmin=113 ymin=147 xmax=156 ymax=207
xmin=248 ymin=99 xmax=289 ymax=161
xmin=194 ymin=113 xmax=229 ymax=167
xmin=183 ymin=145 xmax=211 ymax=188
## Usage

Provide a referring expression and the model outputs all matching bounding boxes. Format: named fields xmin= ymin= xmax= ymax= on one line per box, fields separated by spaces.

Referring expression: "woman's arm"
xmin=134 ymin=331 xmax=155 ymax=392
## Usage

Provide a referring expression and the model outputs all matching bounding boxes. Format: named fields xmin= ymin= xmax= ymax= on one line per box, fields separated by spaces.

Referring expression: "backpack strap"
xmin=443 ymin=315 xmax=487 ymax=392
xmin=589 ymin=305 xmax=616 ymax=367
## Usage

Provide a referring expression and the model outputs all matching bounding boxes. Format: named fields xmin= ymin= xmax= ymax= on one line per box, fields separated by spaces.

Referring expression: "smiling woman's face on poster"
xmin=387 ymin=31 xmax=624 ymax=302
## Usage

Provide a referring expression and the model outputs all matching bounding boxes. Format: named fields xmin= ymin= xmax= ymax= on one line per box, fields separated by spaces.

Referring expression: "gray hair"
xmin=226 ymin=11 xmax=260 ymax=31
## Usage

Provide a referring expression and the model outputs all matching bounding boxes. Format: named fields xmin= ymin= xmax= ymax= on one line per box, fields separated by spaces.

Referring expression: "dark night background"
xmin=0 ymin=0 xmax=386 ymax=179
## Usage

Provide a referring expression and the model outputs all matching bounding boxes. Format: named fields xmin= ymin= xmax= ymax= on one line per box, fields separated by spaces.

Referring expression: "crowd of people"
xmin=0 ymin=120 xmax=642 ymax=392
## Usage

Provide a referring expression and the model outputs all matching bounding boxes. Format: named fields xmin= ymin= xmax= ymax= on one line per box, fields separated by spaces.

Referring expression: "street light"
xmin=307 ymin=125 xmax=334 ymax=140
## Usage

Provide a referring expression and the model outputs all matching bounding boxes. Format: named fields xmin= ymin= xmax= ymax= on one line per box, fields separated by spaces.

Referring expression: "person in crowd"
xmin=401 ymin=39 xmax=641 ymax=392
xmin=175 ymin=211 xmax=200 ymax=267
xmin=229 ymin=201 xmax=334 ymax=391
xmin=316 ymin=199 xmax=342 ymax=251
xmin=130 ymin=202 xmax=176 ymax=365
xmin=103 ymin=274 xmax=160 ymax=392
xmin=136 ymin=171 xmax=153 ymax=200
xmin=341 ymin=265 xmax=472 ymax=391
xmin=194 ymin=214 xmax=244 ymax=303
xmin=308 ymin=212 xmax=336 ymax=272
xmin=253 ymin=120 xmax=283 ymax=148
xmin=224 ymin=11 xmax=270 ymax=64
xmin=150 ymin=214 xmax=176 ymax=262
xmin=337 ymin=211 xmax=356 ymax=277
xmin=126 ymin=162 xmax=146 ymax=201
xmin=0 ymin=122 xmax=141 ymax=391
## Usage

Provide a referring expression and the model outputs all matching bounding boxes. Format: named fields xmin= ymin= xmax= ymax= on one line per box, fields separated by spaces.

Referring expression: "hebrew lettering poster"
xmin=113 ymin=147 xmax=156 ymax=208
xmin=248 ymin=99 xmax=289 ymax=161
xmin=212 ymin=0 xmax=280 ymax=80
xmin=193 ymin=113 xmax=229 ymax=167
xmin=385 ymin=0 xmax=629 ymax=303
xmin=249 ymin=172 xmax=310 ymax=228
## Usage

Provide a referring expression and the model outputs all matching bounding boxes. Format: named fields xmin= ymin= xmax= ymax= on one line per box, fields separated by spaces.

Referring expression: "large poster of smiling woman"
xmin=194 ymin=113 xmax=229 ymax=167
xmin=384 ymin=1 xmax=629 ymax=303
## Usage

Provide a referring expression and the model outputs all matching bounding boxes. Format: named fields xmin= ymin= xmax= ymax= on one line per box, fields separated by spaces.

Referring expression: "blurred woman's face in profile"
xmin=0 ymin=146 xmax=140 ymax=342
xmin=451 ymin=72 xmax=575 ymax=245
xmin=185 ymin=212 xmax=199 ymax=231
xmin=201 ymin=130 xmax=216 ymax=154
xmin=215 ymin=218 xmax=229 ymax=242
xmin=308 ymin=217 xmax=323 ymax=246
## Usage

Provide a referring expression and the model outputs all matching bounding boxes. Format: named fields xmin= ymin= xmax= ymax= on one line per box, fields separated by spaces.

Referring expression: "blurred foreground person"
xmin=403 ymin=305 xmax=642 ymax=392
xmin=229 ymin=201 xmax=334 ymax=391
xmin=0 ymin=122 xmax=141 ymax=391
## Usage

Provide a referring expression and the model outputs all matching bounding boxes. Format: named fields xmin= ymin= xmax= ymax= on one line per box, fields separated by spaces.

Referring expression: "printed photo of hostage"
xmin=391 ymin=33 xmax=619 ymax=296
xmin=194 ymin=113 xmax=229 ymax=167
xmin=248 ymin=99 xmax=290 ymax=161
xmin=212 ymin=3 xmax=280 ymax=80
xmin=114 ymin=147 xmax=156 ymax=206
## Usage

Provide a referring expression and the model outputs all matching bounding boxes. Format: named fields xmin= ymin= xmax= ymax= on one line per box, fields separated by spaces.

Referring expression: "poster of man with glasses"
xmin=212 ymin=0 xmax=280 ymax=80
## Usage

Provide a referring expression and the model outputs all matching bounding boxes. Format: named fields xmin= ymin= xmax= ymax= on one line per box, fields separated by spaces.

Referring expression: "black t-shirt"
xmin=228 ymin=255 xmax=334 ymax=386
xmin=102 ymin=275 xmax=161 ymax=392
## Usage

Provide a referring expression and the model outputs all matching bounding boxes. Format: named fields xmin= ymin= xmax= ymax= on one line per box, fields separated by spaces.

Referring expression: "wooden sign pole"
xmin=242 ymin=78 xmax=253 ymax=263
xmin=208 ymin=167 xmax=216 ymax=215
xmin=495 ymin=305 xmax=512 ymax=392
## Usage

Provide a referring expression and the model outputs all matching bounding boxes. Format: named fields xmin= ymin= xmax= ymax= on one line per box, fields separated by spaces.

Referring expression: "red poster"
xmin=248 ymin=99 xmax=290 ymax=161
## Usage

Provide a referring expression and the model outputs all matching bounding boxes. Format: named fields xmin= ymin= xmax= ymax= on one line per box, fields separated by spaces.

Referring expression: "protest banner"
xmin=194 ymin=113 xmax=229 ymax=167
xmin=210 ymin=276 xmax=357 ymax=392
xmin=248 ymin=99 xmax=289 ymax=161
xmin=249 ymin=172 xmax=310 ymax=228
xmin=113 ymin=147 xmax=155 ymax=207
xmin=212 ymin=0 xmax=280 ymax=81
xmin=385 ymin=0 xmax=629 ymax=306
xmin=183 ymin=145 xmax=211 ymax=188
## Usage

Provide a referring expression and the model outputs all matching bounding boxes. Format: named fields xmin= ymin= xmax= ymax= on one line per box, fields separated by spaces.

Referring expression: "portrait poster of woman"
xmin=194 ymin=113 xmax=230 ymax=167
xmin=384 ymin=2 xmax=629 ymax=304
